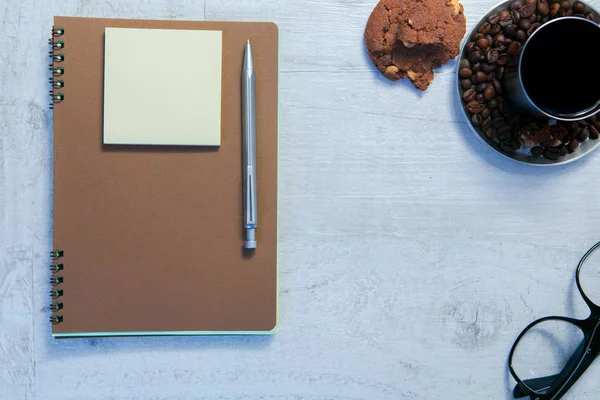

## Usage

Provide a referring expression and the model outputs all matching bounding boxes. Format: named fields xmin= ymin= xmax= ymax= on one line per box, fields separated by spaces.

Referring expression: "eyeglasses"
xmin=509 ymin=242 xmax=600 ymax=400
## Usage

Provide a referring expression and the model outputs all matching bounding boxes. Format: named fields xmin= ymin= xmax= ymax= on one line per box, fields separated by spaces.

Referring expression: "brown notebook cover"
xmin=50 ymin=16 xmax=278 ymax=337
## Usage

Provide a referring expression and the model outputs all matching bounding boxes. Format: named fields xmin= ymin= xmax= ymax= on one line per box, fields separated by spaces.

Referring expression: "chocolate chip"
xmin=519 ymin=4 xmax=536 ymax=18
xmin=573 ymin=1 xmax=586 ymax=13
xmin=481 ymin=108 xmax=492 ymax=120
xmin=461 ymin=79 xmax=473 ymax=90
xmin=473 ymin=63 xmax=482 ymax=72
xmin=463 ymin=88 xmax=477 ymax=102
xmin=459 ymin=68 xmax=473 ymax=78
xmin=568 ymin=139 xmax=580 ymax=153
xmin=472 ymin=114 xmax=483 ymax=126
xmin=488 ymin=98 xmax=499 ymax=109
xmin=589 ymin=125 xmax=599 ymax=139
xmin=560 ymin=1 xmax=571 ymax=10
xmin=531 ymin=146 xmax=544 ymax=157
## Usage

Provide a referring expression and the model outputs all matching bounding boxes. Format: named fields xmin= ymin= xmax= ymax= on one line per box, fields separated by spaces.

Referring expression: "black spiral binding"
xmin=49 ymin=26 xmax=65 ymax=110
xmin=50 ymin=250 xmax=64 ymax=325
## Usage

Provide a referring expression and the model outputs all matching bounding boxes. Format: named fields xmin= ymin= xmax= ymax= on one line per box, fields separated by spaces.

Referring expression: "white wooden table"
xmin=1 ymin=0 xmax=600 ymax=398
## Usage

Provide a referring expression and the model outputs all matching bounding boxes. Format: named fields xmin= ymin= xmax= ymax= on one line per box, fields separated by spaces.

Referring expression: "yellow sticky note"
xmin=103 ymin=28 xmax=222 ymax=146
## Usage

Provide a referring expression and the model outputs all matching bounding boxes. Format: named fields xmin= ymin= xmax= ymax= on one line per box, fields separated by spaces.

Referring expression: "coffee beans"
xmin=475 ymin=71 xmax=487 ymax=83
xmin=483 ymin=86 xmax=496 ymax=101
xmin=459 ymin=1 xmax=598 ymax=160
xmin=579 ymin=128 xmax=590 ymax=142
xmin=568 ymin=139 xmax=580 ymax=153
xmin=476 ymin=82 xmax=489 ymax=93
xmin=518 ymin=19 xmax=531 ymax=30
xmin=486 ymin=48 xmax=499 ymax=63
xmin=468 ymin=49 xmax=484 ymax=63
xmin=520 ymin=4 xmax=536 ymax=17
xmin=481 ymin=63 xmax=496 ymax=73
xmin=496 ymin=53 xmax=509 ymax=65
xmin=466 ymin=101 xmax=484 ymax=114
xmin=543 ymin=147 xmax=560 ymax=160
xmin=508 ymin=41 xmax=522 ymax=55
xmin=479 ymin=22 xmax=492 ymax=34
xmin=463 ymin=88 xmax=477 ymax=102
xmin=573 ymin=1 xmax=586 ymax=13
xmin=531 ymin=146 xmax=544 ymax=157
xmin=476 ymin=38 xmax=490 ymax=49
xmin=459 ymin=68 xmax=473 ymax=78
xmin=499 ymin=10 xmax=514 ymax=26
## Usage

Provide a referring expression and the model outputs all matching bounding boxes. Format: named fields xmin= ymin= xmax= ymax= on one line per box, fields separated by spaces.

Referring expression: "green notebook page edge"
xmin=53 ymin=24 xmax=281 ymax=339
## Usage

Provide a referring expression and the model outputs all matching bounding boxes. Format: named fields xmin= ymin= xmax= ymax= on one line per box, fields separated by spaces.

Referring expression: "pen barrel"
xmin=242 ymin=65 xmax=257 ymax=229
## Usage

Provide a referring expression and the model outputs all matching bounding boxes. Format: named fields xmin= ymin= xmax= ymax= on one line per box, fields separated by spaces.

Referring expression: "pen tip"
xmin=247 ymin=39 xmax=250 ymax=44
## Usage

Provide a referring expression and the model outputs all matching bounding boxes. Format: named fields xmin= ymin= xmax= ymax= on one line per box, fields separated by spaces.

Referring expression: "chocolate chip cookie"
xmin=365 ymin=0 xmax=467 ymax=90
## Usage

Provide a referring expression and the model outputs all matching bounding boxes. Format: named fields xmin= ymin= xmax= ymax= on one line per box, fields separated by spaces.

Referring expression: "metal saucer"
xmin=456 ymin=0 xmax=600 ymax=166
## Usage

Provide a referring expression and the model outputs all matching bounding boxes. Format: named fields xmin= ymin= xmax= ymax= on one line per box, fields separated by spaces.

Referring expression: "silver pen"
xmin=242 ymin=40 xmax=258 ymax=249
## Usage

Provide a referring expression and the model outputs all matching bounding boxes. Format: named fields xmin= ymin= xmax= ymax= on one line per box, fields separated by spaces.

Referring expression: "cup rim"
xmin=518 ymin=16 xmax=600 ymax=121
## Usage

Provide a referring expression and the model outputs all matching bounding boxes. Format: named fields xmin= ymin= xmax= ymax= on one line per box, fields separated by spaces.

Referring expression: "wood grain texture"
xmin=1 ymin=0 xmax=600 ymax=398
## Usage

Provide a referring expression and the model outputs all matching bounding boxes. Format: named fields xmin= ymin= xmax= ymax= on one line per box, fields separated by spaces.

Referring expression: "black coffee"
xmin=521 ymin=18 xmax=600 ymax=116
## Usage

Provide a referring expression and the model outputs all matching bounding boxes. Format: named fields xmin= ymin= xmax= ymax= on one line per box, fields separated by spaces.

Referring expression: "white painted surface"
xmin=1 ymin=0 xmax=599 ymax=398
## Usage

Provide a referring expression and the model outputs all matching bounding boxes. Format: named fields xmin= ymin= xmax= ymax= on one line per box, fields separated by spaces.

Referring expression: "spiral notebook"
xmin=49 ymin=16 xmax=279 ymax=338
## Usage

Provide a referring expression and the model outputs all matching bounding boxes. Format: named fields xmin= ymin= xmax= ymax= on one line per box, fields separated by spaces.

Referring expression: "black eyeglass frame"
xmin=508 ymin=241 xmax=600 ymax=400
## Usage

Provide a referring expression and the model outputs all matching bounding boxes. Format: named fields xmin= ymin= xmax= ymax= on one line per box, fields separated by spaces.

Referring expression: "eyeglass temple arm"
xmin=513 ymin=341 xmax=593 ymax=399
